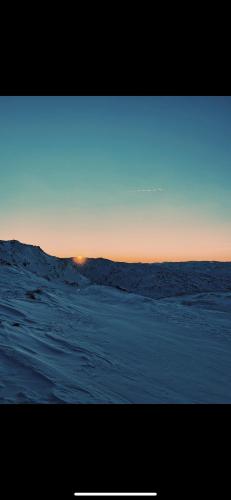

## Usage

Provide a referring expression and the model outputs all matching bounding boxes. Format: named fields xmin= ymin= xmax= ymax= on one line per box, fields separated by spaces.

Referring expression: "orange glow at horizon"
xmin=1 ymin=213 xmax=231 ymax=263
xmin=72 ymin=255 xmax=87 ymax=265
xmin=70 ymin=255 xmax=231 ymax=263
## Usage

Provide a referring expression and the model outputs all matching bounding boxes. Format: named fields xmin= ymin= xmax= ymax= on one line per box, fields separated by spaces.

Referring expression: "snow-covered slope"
xmin=0 ymin=240 xmax=231 ymax=403
xmin=76 ymin=257 xmax=231 ymax=298
xmin=0 ymin=240 xmax=89 ymax=287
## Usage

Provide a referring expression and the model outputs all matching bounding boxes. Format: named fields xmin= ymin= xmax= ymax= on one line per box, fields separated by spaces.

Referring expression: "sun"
xmin=72 ymin=255 xmax=87 ymax=265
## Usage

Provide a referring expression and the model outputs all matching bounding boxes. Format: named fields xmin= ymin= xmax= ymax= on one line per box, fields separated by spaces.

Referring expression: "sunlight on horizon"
xmin=72 ymin=255 xmax=87 ymax=265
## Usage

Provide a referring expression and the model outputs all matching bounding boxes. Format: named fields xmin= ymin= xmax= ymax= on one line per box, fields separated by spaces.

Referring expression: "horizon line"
xmin=1 ymin=239 xmax=231 ymax=264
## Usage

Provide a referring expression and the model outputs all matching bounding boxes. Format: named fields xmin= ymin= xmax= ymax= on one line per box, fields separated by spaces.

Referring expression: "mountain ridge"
xmin=0 ymin=239 xmax=231 ymax=403
xmin=1 ymin=239 xmax=231 ymax=299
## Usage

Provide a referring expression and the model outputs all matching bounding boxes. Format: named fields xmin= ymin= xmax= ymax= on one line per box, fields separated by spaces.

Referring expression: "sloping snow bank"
xmin=0 ymin=259 xmax=231 ymax=403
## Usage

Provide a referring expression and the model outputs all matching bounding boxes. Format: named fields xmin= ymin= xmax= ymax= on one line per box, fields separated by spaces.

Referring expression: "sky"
xmin=0 ymin=95 xmax=230 ymax=262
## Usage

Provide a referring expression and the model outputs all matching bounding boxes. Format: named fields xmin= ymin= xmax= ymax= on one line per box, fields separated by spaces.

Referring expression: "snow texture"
xmin=0 ymin=240 xmax=231 ymax=403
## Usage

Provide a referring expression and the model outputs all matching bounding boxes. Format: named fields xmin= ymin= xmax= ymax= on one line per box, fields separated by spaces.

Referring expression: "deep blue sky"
xmin=0 ymin=96 xmax=230 ymax=261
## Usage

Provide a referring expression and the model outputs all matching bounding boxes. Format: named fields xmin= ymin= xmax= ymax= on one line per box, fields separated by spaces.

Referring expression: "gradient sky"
xmin=0 ymin=95 xmax=230 ymax=262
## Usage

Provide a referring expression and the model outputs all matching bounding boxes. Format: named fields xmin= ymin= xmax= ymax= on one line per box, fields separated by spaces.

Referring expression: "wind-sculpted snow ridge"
xmin=0 ymin=240 xmax=231 ymax=403
xmin=77 ymin=257 xmax=231 ymax=299
xmin=0 ymin=240 xmax=89 ymax=287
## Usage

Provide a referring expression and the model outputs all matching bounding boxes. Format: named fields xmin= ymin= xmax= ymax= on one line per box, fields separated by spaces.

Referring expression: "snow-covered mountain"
xmin=0 ymin=240 xmax=231 ymax=403
xmin=0 ymin=240 xmax=89 ymax=287
xmin=76 ymin=257 xmax=231 ymax=298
